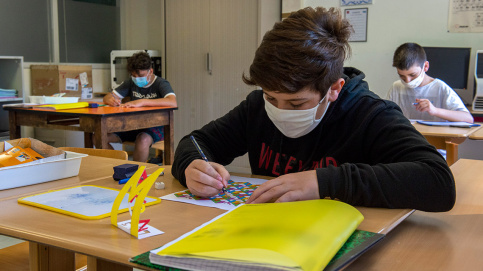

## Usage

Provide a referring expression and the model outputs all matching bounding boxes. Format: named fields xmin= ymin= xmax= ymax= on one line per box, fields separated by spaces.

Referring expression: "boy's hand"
xmin=414 ymin=98 xmax=437 ymax=115
xmin=120 ymin=99 xmax=145 ymax=108
xmin=104 ymin=93 xmax=121 ymax=106
xmin=185 ymin=159 xmax=230 ymax=198
xmin=246 ymin=170 xmax=320 ymax=204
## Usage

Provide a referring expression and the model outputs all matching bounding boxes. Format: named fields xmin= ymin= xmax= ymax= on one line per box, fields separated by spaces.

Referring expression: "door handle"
xmin=207 ymin=53 xmax=212 ymax=75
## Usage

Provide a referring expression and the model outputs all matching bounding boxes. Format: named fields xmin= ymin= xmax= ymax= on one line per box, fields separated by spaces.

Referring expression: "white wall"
xmin=293 ymin=0 xmax=483 ymax=104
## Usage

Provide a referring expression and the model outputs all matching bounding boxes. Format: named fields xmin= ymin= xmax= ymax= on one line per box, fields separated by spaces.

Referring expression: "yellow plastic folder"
xmin=150 ymin=199 xmax=364 ymax=271
xmin=35 ymin=102 xmax=89 ymax=110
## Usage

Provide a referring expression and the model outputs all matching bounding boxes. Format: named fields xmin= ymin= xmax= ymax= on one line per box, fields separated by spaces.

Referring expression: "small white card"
xmin=117 ymin=220 xmax=164 ymax=239
xmin=65 ymin=78 xmax=79 ymax=91
xmin=81 ymin=87 xmax=93 ymax=99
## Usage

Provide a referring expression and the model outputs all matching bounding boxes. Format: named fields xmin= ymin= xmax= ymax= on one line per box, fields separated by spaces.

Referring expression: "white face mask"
xmin=264 ymin=91 xmax=330 ymax=138
xmin=401 ymin=66 xmax=425 ymax=89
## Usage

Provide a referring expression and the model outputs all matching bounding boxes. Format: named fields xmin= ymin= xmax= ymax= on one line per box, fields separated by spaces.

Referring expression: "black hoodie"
xmin=172 ymin=67 xmax=455 ymax=212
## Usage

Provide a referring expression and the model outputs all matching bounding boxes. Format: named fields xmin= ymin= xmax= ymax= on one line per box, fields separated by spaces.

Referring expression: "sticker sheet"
xmin=161 ymin=176 xmax=267 ymax=210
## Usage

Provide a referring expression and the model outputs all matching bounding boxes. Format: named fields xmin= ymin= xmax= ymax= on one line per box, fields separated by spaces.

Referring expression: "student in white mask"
xmin=172 ymin=8 xmax=456 ymax=212
xmin=386 ymin=42 xmax=473 ymax=122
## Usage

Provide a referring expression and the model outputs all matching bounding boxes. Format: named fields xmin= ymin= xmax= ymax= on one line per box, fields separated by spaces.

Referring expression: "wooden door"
xmin=166 ymin=0 xmax=258 ymax=172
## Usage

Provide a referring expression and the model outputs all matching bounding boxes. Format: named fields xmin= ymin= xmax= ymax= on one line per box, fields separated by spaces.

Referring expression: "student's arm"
xmin=415 ymin=98 xmax=474 ymax=122
xmin=183 ymin=159 xmax=230 ymax=197
xmin=246 ymin=170 xmax=320 ymax=203
xmin=105 ymin=81 xmax=131 ymax=106
xmin=103 ymin=92 xmax=121 ymax=106
xmin=120 ymin=94 xmax=177 ymax=108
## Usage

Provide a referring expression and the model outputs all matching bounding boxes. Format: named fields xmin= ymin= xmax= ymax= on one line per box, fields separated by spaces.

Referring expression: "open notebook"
xmin=147 ymin=199 xmax=364 ymax=271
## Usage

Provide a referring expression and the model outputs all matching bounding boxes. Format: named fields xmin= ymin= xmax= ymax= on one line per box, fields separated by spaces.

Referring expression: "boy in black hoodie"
xmin=172 ymin=7 xmax=455 ymax=212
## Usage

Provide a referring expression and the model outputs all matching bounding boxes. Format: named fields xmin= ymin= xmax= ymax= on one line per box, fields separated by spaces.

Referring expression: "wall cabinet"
xmin=165 ymin=0 xmax=258 ymax=172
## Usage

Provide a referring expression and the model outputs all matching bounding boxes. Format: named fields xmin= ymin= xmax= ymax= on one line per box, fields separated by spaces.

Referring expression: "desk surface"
xmin=347 ymin=158 xmax=483 ymax=270
xmin=0 ymin=156 xmax=413 ymax=270
xmin=412 ymin=122 xmax=482 ymax=137
xmin=4 ymin=105 xmax=178 ymax=116
xmin=469 ymin=123 xmax=483 ymax=139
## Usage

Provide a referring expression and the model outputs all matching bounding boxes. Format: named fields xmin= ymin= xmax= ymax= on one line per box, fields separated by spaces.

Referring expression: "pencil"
xmin=190 ymin=135 xmax=226 ymax=193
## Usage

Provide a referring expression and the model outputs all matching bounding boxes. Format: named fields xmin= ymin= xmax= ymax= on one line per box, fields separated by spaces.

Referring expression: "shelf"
xmin=0 ymin=98 xmax=23 ymax=103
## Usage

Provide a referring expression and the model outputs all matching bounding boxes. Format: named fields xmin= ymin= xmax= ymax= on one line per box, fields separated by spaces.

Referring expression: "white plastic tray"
xmin=0 ymin=151 xmax=87 ymax=190
xmin=29 ymin=96 xmax=79 ymax=104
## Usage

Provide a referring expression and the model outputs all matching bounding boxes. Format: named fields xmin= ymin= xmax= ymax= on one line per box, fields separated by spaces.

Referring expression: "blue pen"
xmin=190 ymin=135 xmax=226 ymax=193
xmin=412 ymin=102 xmax=419 ymax=105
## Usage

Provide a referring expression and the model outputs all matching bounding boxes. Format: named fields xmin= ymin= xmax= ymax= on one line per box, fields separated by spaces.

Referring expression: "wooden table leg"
xmin=8 ymin=111 xmax=21 ymax=139
xmin=90 ymin=118 xmax=109 ymax=150
xmin=29 ymin=242 xmax=75 ymax=271
xmin=84 ymin=132 xmax=94 ymax=148
xmin=163 ymin=110 xmax=174 ymax=165
xmin=87 ymin=256 xmax=132 ymax=271
xmin=445 ymin=142 xmax=458 ymax=166
xmin=424 ymin=136 xmax=466 ymax=166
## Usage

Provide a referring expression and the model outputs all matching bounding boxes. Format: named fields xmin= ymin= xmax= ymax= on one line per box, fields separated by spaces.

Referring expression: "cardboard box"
xmin=0 ymin=138 xmax=87 ymax=190
xmin=30 ymin=65 xmax=93 ymax=97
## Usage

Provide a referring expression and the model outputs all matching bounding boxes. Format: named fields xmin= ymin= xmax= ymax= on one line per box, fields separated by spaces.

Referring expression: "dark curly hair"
xmin=243 ymin=7 xmax=353 ymax=96
xmin=127 ymin=51 xmax=152 ymax=74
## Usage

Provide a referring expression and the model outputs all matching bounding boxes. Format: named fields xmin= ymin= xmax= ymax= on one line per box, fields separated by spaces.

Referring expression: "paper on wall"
xmin=65 ymin=78 xmax=79 ymax=91
xmin=79 ymin=72 xmax=89 ymax=87
xmin=81 ymin=88 xmax=93 ymax=99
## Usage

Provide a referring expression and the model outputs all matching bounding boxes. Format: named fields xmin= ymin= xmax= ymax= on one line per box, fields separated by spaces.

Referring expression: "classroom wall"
xmin=295 ymin=0 xmax=483 ymax=104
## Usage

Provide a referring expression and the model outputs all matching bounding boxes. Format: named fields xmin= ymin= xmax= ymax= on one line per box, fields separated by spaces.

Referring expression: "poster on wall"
xmin=341 ymin=0 xmax=373 ymax=6
xmin=345 ymin=8 xmax=368 ymax=42
xmin=449 ymin=0 xmax=483 ymax=33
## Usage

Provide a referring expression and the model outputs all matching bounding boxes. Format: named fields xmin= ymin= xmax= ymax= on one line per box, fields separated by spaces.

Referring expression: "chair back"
xmin=58 ymin=147 xmax=128 ymax=160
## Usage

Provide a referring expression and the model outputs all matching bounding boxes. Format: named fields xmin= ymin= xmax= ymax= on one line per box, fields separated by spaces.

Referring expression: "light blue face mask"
xmin=132 ymin=71 xmax=151 ymax=88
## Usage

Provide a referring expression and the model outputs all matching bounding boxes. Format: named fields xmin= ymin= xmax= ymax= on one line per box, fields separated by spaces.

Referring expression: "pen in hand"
xmin=190 ymin=135 xmax=226 ymax=193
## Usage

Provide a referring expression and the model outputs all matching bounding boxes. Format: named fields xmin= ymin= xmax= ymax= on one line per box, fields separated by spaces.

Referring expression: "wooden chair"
xmin=58 ymin=147 xmax=128 ymax=160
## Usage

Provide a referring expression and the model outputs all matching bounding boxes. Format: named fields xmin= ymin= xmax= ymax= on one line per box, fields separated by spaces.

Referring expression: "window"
xmin=0 ymin=0 xmax=120 ymax=63
xmin=58 ymin=0 xmax=121 ymax=63
xmin=0 ymin=0 xmax=51 ymax=62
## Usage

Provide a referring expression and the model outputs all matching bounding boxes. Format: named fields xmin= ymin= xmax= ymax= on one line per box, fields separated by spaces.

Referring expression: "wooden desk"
xmin=347 ymin=159 xmax=483 ymax=270
xmin=412 ymin=122 xmax=481 ymax=166
xmin=0 ymin=156 xmax=413 ymax=271
xmin=469 ymin=123 xmax=483 ymax=139
xmin=5 ymin=105 xmax=177 ymax=164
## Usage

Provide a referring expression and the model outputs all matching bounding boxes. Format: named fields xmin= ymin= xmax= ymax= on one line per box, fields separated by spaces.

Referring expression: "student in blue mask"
xmin=103 ymin=51 xmax=177 ymax=162
xmin=171 ymin=7 xmax=456 ymax=212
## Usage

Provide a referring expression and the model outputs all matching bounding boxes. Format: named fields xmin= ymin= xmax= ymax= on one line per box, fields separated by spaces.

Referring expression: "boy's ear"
xmin=327 ymin=78 xmax=345 ymax=102
xmin=423 ymin=61 xmax=429 ymax=72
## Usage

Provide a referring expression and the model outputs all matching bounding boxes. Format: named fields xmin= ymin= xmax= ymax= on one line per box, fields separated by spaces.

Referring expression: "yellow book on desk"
xmin=149 ymin=199 xmax=363 ymax=271
xmin=34 ymin=102 xmax=89 ymax=110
